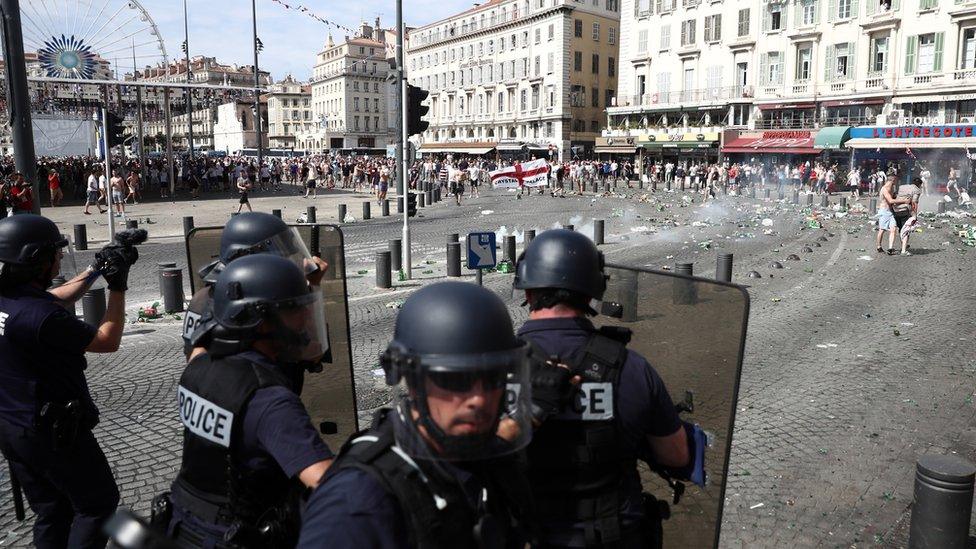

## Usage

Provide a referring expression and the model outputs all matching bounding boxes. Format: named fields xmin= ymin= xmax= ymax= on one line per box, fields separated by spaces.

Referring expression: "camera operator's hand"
xmin=95 ymin=248 xmax=131 ymax=292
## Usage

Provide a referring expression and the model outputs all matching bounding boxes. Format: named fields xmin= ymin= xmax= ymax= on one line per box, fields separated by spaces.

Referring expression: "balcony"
xmin=610 ymin=86 xmax=755 ymax=110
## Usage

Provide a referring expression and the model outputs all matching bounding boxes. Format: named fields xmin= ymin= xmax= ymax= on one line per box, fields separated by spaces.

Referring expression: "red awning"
xmin=722 ymin=135 xmax=818 ymax=154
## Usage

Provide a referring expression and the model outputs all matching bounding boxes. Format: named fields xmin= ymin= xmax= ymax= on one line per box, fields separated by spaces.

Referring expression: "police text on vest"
xmin=178 ymin=385 xmax=234 ymax=447
xmin=576 ymin=382 xmax=614 ymax=420
xmin=0 ymin=312 xmax=7 ymax=335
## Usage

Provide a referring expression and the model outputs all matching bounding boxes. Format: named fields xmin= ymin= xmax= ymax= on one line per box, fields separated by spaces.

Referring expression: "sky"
xmin=141 ymin=0 xmax=473 ymax=82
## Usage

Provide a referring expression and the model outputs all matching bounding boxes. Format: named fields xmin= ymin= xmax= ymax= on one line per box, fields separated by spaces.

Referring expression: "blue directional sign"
xmin=467 ymin=232 xmax=497 ymax=269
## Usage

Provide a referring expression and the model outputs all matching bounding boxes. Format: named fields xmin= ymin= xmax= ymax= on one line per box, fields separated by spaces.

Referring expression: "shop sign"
xmin=762 ymin=131 xmax=811 ymax=139
xmin=641 ymin=130 xmax=719 ymax=143
xmin=852 ymin=125 xmax=976 ymax=139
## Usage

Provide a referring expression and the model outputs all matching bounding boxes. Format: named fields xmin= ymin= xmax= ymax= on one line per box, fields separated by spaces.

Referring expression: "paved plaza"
xmin=1 ymin=183 xmax=974 ymax=547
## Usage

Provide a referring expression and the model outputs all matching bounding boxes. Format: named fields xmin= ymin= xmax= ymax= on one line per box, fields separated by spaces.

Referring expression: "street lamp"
xmin=251 ymin=0 xmax=263 ymax=170
xmin=182 ymin=0 xmax=194 ymax=160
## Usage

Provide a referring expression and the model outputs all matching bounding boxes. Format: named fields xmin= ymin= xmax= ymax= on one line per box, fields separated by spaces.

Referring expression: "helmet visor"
xmin=204 ymin=227 xmax=314 ymax=283
xmin=56 ymin=233 xmax=79 ymax=280
xmin=390 ymin=346 xmax=533 ymax=461
xmin=269 ymin=290 xmax=330 ymax=364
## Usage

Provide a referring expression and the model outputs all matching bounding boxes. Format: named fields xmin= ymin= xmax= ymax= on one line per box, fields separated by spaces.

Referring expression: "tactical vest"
xmin=181 ymin=287 xmax=211 ymax=359
xmin=526 ymin=327 xmax=635 ymax=547
xmin=171 ymin=353 xmax=298 ymax=537
xmin=325 ymin=409 xmax=523 ymax=549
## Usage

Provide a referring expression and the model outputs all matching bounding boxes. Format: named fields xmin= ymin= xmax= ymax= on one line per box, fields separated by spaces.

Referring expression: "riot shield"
xmin=185 ymin=224 xmax=358 ymax=451
xmin=598 ymin=265 xmax=749 ymax=549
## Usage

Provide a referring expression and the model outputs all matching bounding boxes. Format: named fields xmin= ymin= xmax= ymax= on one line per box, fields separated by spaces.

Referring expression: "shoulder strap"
xmin=572 ymin=331 xmax=628 ymax=384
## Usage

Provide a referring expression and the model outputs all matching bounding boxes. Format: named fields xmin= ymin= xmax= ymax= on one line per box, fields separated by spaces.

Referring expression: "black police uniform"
xmin=181 ymin=287 xmax=209 ymax=359
xmin=0 ymin=284 xmax=119 ymax=548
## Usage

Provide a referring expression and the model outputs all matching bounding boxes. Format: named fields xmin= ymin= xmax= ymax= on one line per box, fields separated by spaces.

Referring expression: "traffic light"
xmin=106 ymin=112 xmax=125 ymax=147
xmin=407 ymin=192 xmax=417 ymax=217
xmin=406 ymin=85 xmax=429 ymax=137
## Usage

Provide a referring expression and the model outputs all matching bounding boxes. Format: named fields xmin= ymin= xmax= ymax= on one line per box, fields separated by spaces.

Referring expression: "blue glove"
xmin=684 ymin=421 xmax=708 ymax=488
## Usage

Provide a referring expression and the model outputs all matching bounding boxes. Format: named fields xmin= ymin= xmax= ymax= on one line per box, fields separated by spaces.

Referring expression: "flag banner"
xmin=490 ymin=159 xmax=550 ymax=188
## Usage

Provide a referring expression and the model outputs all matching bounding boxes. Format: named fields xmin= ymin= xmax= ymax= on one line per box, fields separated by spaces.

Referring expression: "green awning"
xmin=814 ymin=127 xmax=852 ymax=150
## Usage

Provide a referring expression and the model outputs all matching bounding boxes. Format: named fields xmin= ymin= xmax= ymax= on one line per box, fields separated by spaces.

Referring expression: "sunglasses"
xmin=427 ymin=370 xmax=508 ymax=393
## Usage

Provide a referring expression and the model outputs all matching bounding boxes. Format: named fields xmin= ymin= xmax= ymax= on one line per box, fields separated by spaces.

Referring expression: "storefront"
xmin=847 ymin=124 xmax=976 ymax=188
xmin=639 ymin=129 xmax=720 ymax=164
xmin=813 ymin=126 xmax=853 ymax=166
xmin=594 ymin=136 xmax=638 ymax=162
xmin=721 ymin=130 xmax=820 ymax=164
xmin=418 ymin=141 xmax=497 ymax=158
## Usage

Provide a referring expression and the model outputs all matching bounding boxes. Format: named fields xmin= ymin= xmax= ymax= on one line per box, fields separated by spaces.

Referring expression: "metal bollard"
xmin=638 ymin=177 xmax=644 ymax=190
xmin=908 ymin=454 xmax=976 ymax=549
xmin=672 ymin=262 xmax=697 ymax=305
xmin=937 ymin=201 xmax=946 ymax=214
xmin=306 ymin=205 xmax=317 ymax=224
xmin=157 ymin=262 xmax=176 ymax=297
xmin=525 ymin=229 xmax=536 ymax=245
xmin=126 ymin=219 xmax=138 ymax=230
xmin=389 ymin=239 xmax=402 ymax=272
xmin=820 ymin=194 xmax=829 ymax=207
xmin=764 ymin=188 xmax=771 ymax=199
xmin=161 ymin=268 xmax=185 ymax=313
xmin=272 ymin=208 xmax=282 ymax=218
xmin=806 ymin=194 xmax=814 ymax=206
xmin=376 ymin=251 xmax=392 ymax=289
xmin=309 ymin=225 xmax=321 ymax=257
xmin=419 ymin=192 xmax=426 ymax=208
xmin=397 ymin=196 xmax=405 ymax=214
xmin=870 ymin=197 xmax=878 ymax=214
xmin=680 ymin=178 xmax=686 ymax=192
xmin=362 ymin=202 xmax=371 ymax=220
xmin=446 ymin=242 xmax=461 ymax=277
xmin=716 ymin=253 xmax=733 ymax=282
xmin=382 ymin=199 xmax=390 ymax=216
xmin=434 ymin=187 xmax=441 ymax=202
xmin=593 ymin=219 xmax=605 ymax=245
xmin=840 ymin=196 xmax=848 ymax=210
xmin=792 ymin=190 xmax=799 ymax=205
xmin=73 ymin=224 xmax=88 ymax=251
xmin=426 ymin=189 xmax=433 ymax=206
xmin=563 ymin=224 xmax=574 ymax=231
xmin=337 ymin=204 xmax=346 ymax=223
xmin=82 ymin=288 xmax=106 ymax=326
xmin=183 ymin=216 xmax=195 ymax=237
xmin=448 ymin=233 xmax=459 ymax=244
xmin=617 ymin=267 xmax=639 ymax=323
xmin=504 ymin=235 xmax=517 ymax=263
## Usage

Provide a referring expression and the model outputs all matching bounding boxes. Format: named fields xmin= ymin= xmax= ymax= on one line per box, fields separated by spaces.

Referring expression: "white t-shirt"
xmin=87 ymin=174 xmax=98 ymax=192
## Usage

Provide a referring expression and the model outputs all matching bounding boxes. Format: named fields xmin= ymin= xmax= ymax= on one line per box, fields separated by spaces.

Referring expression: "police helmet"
xmin=513 ymin=228 xmax=607 ymax=301
xmin=0 ymin=214 xmax=70 ymax=287
xmin=381 ymin=281 xmax=532 ymax=461
xmin=207 ymin=254 xmax=328 ymax=363
xmin=199 ymin=212 xmax=311 ymax=283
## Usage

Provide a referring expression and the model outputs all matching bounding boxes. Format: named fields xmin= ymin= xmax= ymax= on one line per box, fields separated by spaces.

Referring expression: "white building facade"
xmin=266 ymin=76 xmax=313 ymax=150
xmin=607 ymin=0 xmax=976 ymax=160
xmin=405 ymin=0 xmax=622 ymax=159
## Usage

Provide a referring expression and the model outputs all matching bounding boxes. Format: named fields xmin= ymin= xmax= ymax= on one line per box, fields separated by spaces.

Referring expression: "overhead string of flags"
xmin=268 ymin=0 xmax=357 ymax=34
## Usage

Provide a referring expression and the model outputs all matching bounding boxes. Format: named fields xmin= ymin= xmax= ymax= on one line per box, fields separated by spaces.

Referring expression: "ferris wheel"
xmin=18 ymin=0 xmax=169 ymax=81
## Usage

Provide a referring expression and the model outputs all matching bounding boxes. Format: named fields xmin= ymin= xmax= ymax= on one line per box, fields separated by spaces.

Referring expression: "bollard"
xmin=525 ymin=229 xmax=536 ymax=245
xmin=792 ymin=190 xmax=799 ymax=205
xmin=397 ymin=196 xmax=405 ymax=214
xmin=309 ymin=225 xmax=321 ymax=257
xmin=419 ymin=192 xmax=426 ymax=208
xmin=870 ymin=197 xmax=878 ymax=214
xmin=272 ymin=208 xmax=282 ymax=218
xmin=362 ymin=202 xmax=371 ymax=220
xmin=306 ymin=205 xmax=317 ymax=224
xmin=563 ymin=224 xmax=574 ymax=231
xmin=749 ymin=186 xmax=756 ymax=199
xmin=504 ymin=235 xmax=517 ymax=263
xmin=764 ymin=188 xmax=771 ymax=199
xmin=82 ymin=288 xmax=106 ymax=326
xmin=777 ymin=188 xmax=785 ymax=200
xmin=672 ymin=262 xmax=697 ymax=305
xmin=806 ymin=193 xmax=814 ymax=206
xmin=448 ymin=233 xmax=459 ymax=244
xmin=666 ymin=179 xmax=672 ymax=192
xmin=375 ymin=251 xmax=392 ymax=289
xmin=51 ymin=276 xmax=76 ymax=316
xmin=126 ymin=219 xmax=138 ymax=230
xmin=716 ymin=253 xmax=733 ymax=282
xmin=382 ymin=199 xmax=390 ymax=216
xmin=617 ymin=267 xmax=639 ymax=322
xmin=680 ymin=178 xmax=686 ymax=192
xmin=908 ymin=454 xmax=976 ymax=549
xmin=161 ymin=268 xmax=185 ymax=313
xmin=593 ymin=219 xmax=605 ymax=245
xmin=389 ymin=239 xmax=402 ymax=272
xmin=840 ymin=196 xmax=848 ymax=210
xmin=937 ymin=201 xmax=946 ymax=214
xmin=337 ymin=204 xmax=347 ymax=223
xmin=638 ymin=177 xmax=644 ymax=190
xmin=434 ymin=187 xmax=441 ymax=202
xmin=820 ymin=194 xmax=829 ymax=207
xmin=73 ymin=224 xmax=88 ymax=251
xmin=426 ymin=189 xmax=433 ymax=206
xmin=446 ymin=242 xmax=462 ymax=277
xmin=157 ymin=262 xmax=176 ymax=298
xmin=183 ymin=216 xmax=195 ymax=236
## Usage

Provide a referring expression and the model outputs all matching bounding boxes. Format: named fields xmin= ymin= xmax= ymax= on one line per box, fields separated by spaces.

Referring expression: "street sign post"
xmin=467 ymin=232 xmax=497 ymax=286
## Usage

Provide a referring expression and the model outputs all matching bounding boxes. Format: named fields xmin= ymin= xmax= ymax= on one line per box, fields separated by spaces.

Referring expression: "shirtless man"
xmin=876 ymin=175 xmax=910 ymax=255
xmin=110 ymin=172 xmax=126 ymax=218
xmin=125 ymin=170 xmax=140 ymax=204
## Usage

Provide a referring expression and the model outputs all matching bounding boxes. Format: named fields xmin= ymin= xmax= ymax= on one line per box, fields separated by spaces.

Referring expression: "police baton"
xmin=8 ymin=463 xmax=25 ymax=521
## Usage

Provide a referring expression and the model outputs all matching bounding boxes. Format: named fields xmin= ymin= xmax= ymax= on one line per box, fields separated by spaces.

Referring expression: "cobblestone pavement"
xmin=1 ymin=185 xmax=974 ymax=547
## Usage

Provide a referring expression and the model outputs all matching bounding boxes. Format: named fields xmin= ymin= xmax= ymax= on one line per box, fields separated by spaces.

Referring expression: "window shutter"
xmin=763 ymin=7 xmax=771 ymax=30
xmin=851 ymin=0 xmax=859 ymax=17
xmin=681 ymin=21 xmax=687 ymax=44
xmin=828 ymin=0 xmax=837 ymax=21
xmin=824 ymin=44 xmax=836 ymax=81
xmin=759 ymin=53 xmax=769 ymax=85
xmin=892 ymin=0 xmax=900 ymax=10
xmin=934 ymin=32 xmax=944 ymax=71
xmin=815 ymin=0 xmax=822 ymax=22
xmin=848 ymin=41 xmax=857 ymax=79
xmin=715 ymin=15 xmax=721 ymax=40
xmin=705 ymin=17 xmax=712 ymax=40
xmin=794 ymin=3 xmax=801 ymax=26
xmin=905 ymin=35 xmax=917 ymax=75
xmin=865 ymin=0 xmax=876 ymax=15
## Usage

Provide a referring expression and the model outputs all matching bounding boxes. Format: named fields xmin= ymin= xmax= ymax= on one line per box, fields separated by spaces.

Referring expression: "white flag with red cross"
xmin=490 ymin=159 xmax=550 ymax=188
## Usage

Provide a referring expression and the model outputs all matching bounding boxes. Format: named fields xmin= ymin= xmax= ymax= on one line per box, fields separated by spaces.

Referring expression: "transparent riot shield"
xmin=185 ymin=224 xmax=358 ymax=451
xmin=598 ymin=265 xmax=749 ymax=549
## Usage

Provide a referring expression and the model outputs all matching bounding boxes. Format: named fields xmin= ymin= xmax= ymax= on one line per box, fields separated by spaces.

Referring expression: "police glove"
xmin=98 ymin=250 xmax=131 ymax=292
xmin=530 ymin=359 xmax=576 ymax=424
xmin=663 ymin=421 xmax=709 ymax=488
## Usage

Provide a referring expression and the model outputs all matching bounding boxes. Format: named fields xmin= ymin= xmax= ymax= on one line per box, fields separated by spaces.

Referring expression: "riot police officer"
xmin=164 ymin=254 xmax=333 ymax=547
xmin=0 ymin=214 xmax=135 ymax=548
xmin=297 ymin=281 xmax=534 ymax=549
xmin=183 ymin=211 xmax=326 ymax=360
xmin=513 ymin=229 xmax=707 ymax=548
